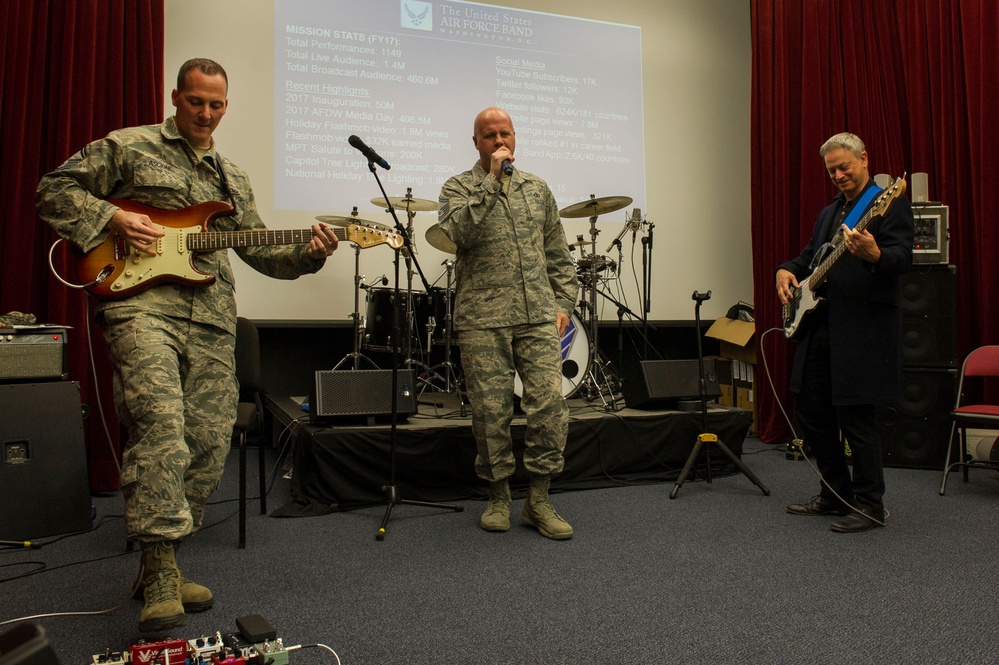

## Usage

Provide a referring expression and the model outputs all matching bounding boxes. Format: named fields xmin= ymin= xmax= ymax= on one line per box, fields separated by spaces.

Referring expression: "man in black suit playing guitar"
xmin=775 ymin=132 xmax=914 ymax=533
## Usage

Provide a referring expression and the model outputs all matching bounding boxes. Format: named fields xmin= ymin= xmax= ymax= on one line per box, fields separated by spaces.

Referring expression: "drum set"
xmin=316 ymin=189 xmax=641 ymax=409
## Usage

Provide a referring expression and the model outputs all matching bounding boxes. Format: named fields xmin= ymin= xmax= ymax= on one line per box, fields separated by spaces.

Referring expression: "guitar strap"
xmin=840 ymin=183 xmax=881 ymax=231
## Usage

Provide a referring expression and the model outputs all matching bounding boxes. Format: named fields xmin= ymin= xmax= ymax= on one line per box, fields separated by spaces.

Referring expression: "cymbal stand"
xmin=421 ymin=260 xmax=466 ymax=415
xmin=332 ymin=207 xmax=378 ymax=370
xmin=333 ymin=248 xmax=380 ymax=371
xmin=575 ymin=212 xmax=618 ymax=410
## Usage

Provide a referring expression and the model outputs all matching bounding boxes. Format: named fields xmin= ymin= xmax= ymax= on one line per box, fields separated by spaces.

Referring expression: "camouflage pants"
xmin=459 ymin=322 xmax=568 ymax=482
xmin=101 ymin=308 xmax=237 ymax=542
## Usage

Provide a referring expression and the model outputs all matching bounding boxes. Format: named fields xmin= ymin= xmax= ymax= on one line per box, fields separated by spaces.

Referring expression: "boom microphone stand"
xmin=669 ymin=290 xmax=770 ymax=500
xmin=358 ymin=150 xmax=463 ymax=540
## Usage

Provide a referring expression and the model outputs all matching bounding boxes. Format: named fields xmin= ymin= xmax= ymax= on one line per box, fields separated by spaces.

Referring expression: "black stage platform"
xmin=266 ymin=392 xmax=754 ymax=515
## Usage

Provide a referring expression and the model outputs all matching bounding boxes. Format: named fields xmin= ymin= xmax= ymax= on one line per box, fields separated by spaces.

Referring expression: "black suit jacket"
xmin=778 ymin=179 xmax=914 ymax=404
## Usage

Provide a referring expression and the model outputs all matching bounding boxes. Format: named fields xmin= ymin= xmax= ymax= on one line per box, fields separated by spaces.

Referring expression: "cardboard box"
xmin=711 ymin=356 xmax=734 ymax=406
xmin=735 ymin=378 xmax=758 ymax=434
xmin=705 ymin=316 xmax=756 ymax=365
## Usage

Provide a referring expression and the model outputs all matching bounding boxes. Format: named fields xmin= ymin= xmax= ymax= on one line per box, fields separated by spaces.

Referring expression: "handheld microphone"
xmin=348 ymin=135 xmax=391 ymax=170
xmin=502 ymin=160 xmax=513 ymax=176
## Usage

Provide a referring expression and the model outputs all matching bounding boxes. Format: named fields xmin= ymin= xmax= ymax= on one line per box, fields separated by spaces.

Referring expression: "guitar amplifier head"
xmin=0 ymin=328 xmax=68 ymax=381
xmin=911 ymin=204 xmax=949 ymax=265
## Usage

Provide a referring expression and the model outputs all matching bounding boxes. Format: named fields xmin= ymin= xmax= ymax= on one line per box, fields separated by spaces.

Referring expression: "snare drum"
xmin=514 ymin=311 xmax=591 ymax=398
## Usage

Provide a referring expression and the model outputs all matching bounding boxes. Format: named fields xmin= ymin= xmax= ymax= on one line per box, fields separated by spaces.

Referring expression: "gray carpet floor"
xmin=2 ymin=437 xmax=998 ymax=665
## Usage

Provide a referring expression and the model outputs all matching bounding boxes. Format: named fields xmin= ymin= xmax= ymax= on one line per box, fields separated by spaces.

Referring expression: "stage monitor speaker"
xmin=878 ymin=367 xmax=956 ymax=468
xmin=899 ymin=265 xmax=956 ymax=367
xmin=0 ymin=382 xmax=92 ymax=541
xmin=622 ymin=359 xmax=721 ymax=410
xmin=310 ymin=369 xmax=418 ymax=423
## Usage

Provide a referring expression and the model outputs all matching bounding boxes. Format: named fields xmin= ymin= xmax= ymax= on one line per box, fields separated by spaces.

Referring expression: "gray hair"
xmin=820 ymin=132 xmax=865 ymax=158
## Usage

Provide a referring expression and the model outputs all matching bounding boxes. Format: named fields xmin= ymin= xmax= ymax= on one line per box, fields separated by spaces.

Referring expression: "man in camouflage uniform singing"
xmin=438 ymin=107 xmax=579 ymax=539
xmin=36 ymin=58 xmax=339 ymax=632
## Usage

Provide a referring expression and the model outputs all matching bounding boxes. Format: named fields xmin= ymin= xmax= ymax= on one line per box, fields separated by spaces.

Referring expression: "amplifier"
xmin=911 ymin=204 xmax=949 ymax=265
xmin=310 ymin=369 xmax=418 ymax=423
xmin=0 ymin=327 xmax=68 ymax=381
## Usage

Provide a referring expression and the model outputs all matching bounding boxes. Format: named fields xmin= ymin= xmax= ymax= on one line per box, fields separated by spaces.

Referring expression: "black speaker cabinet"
xmin=878 ymin=367 xmax=956 ymax=468
xmin=622 ymin=359 xmax=722 ymax=410
xmin=310 ymin=369 xmax=418 ymax=423
xmin=0 ymin=382 xmax=91 ymax=540
xmin=899 ymin=265 xmax=957 ymax=367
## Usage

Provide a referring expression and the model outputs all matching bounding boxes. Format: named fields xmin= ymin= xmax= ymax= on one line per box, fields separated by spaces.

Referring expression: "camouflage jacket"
xmin=438 ymin=162 xmax=578 ymax=331
xmin=36 ymin=117 xmax=323 ymax=335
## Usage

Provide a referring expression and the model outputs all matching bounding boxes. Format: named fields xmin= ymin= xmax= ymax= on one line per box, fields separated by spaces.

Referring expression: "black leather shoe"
xmin=829 ymin=510 xmax=884 ymax=533
xmin=785 ymin=495 xmax=850 ymax=516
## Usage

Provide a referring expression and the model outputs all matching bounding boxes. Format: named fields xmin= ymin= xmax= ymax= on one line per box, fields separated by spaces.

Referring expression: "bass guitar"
xmin=75 ymin=199 xmax=402 ymax=300
xmin=782 ymin=177 xmax=907 ymax=339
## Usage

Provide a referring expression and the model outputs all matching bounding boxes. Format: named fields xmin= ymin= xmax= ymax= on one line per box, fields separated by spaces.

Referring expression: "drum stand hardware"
xmin=333 ymin=208 xmax=379 ymax=371
xmin=578 ymin=206 xmax=619 ymax=410
xmin=420 ymin=260 xmax=466 ymax=416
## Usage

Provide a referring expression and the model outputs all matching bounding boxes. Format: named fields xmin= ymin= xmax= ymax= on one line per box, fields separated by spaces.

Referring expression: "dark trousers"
xmin=794 ymin=317 xmax=885 ymax=514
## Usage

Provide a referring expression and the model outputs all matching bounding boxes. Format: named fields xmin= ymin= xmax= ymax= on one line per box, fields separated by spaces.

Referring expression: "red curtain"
xmin=0 ymin=0 xmax=164 ymax=490
xmin=751 ymin=0 xmax=999 ymax=443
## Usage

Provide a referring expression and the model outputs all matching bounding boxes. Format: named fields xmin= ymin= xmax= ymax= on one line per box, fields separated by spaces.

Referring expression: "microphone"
xmin=502 ymin=160 xmax=513 ymax=176
xmin=348 ymin=135 xmax=390 ymax=170
xmin=606 ymin=208 xmax=641 ymax=253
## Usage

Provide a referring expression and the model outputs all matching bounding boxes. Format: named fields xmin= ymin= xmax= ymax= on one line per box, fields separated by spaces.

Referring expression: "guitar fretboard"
xmin=187 ymin=228 xmax=348 ymax=251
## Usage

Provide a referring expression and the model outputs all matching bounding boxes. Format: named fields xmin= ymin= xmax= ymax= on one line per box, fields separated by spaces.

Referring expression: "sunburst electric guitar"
xmin=75 ymin=200 xmax=402 ymax=300
xmin=782 ymin=177 xmax=908 ymax=339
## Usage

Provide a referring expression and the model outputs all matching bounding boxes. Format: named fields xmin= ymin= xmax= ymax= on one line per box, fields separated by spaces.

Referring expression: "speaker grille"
xmin=879 ymin=367 xmax=956 ymax=468
xmin=623 ymin=359 xmax=721 ymax=409
xmin=899 ymin=265 xmax=956 ymax=367
xmin=311 ymin=369 xmax=418 ymax=421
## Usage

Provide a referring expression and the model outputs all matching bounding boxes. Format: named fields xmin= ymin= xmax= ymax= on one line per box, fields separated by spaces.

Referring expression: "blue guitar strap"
xmin=841 ymin=183 xmax=881 ymax=231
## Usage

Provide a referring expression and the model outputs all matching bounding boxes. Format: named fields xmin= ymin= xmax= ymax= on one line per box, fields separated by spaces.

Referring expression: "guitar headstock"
xmin=347 ymin=223 xmax=404 ymax=250
xmin=870 ymin=176 xmax=908 ymax=217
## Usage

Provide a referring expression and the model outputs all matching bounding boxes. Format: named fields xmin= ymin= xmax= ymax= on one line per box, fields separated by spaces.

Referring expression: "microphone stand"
xmin=363 ymin=159 xmax=463 ymax=540
xmin=669 ymin=290 xmax=770 ymax=500
xmin=641 ymin=221 xmax=654 ymax=360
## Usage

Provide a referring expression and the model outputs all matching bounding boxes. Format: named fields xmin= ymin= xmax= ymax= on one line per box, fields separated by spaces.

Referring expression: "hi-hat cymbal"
xmin=315 ymin=215 xmax=389 ymax=230
xmin=426 ymin=224 xmax=457 ymax=254
xmin=372 ymin=196 xmax=440 ymax=212
xmin=558 ymin=195 xmax=633 ymax=219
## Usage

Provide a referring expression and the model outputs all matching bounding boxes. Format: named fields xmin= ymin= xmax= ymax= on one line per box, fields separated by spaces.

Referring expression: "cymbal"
xmin=315 ymin=215 xmax=389 ymax=230
xmin=426 ymin=224 xmax=457 ymax=254
xmin=558 ymin=195 xmax=633 ymax=219
xmin=372 ymin=196 xmax=440 ymax=212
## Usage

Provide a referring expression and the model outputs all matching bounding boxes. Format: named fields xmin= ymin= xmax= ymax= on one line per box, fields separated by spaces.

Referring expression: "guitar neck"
xmin=808 ymin=206 xmax=876 ymax=288
xmin=188 ymin=227 xmax=348 ymax=251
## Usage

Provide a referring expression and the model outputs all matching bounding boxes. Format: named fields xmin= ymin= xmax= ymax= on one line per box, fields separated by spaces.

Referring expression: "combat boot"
xmin=480 ymin=479 xmax=512 ymax=532
xmin=137 ymin=541 xmax=186 ymax=633
xmin=132 ymin=542 xmax=214 ymax=612
xmin=521 ymin=475 xmax=573 ymax=540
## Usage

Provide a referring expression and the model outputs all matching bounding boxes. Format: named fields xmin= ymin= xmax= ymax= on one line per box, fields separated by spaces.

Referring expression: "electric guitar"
xmin=782 ymin=177 xmax=908 ymax=339
xmin=75 ymin=199 xmax=402 ymax=300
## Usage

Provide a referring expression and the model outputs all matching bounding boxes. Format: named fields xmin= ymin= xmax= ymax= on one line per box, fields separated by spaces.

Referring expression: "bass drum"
xmin=514 ymin=312 xmax=591 ymax=398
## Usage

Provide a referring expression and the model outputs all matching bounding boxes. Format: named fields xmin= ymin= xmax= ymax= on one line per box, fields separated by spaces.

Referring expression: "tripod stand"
xmin=333 ymin=232 xmax=379 ymax=370
xmin=421 ymin=260 xmax=466 ymax=415
xmin=358 ymin=158 xmax=463 ymax=540
xmin=669 ymin=290 xmax=770 ymax=500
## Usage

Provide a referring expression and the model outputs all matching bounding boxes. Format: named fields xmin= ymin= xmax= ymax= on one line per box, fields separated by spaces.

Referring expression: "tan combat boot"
xmin=137 ymin=541 xmax=186 ymax=633
xmin=480 ymin=479 xmax=512 ymax=532
xmin=132 ymin=543 xmax=214 ymax=612
xmin=521 ymin=475 xmax=573 ymax=540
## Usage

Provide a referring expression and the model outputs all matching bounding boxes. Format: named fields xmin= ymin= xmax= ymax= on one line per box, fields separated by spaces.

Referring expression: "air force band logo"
xmin=401 ymin=0 xmax=433 ymax=31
